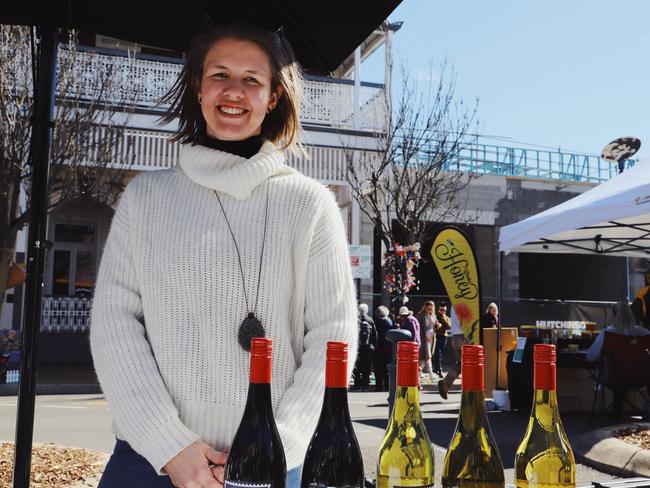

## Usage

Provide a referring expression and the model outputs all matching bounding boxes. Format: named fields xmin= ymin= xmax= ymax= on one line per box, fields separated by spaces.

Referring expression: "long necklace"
xmin=213 ymin=180 xmax=270 ymax=351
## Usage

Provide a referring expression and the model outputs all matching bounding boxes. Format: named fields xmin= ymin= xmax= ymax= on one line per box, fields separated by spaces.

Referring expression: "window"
xmin=48 ymin=222 xmax=97 ymax=297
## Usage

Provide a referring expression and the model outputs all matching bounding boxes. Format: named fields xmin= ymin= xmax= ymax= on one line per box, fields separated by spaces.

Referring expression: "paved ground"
xmin=0 ymin=380 xmax=635 ymax=486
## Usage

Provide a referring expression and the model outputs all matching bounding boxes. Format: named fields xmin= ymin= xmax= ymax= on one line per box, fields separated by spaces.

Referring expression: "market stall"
xmin=498 ymin=159 xmax=650 ymax=411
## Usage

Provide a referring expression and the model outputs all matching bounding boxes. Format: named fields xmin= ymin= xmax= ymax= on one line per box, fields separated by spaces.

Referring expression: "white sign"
xmin=349 ymin=245 xmax=371 ymax=279
xmin=535 ymin=320 xmax=587 ymax=330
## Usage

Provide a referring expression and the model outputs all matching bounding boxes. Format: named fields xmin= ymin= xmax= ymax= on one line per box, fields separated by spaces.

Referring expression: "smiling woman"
xmin=90 ymin=18 xmax=357 ymax=488
xmin=199 ymin=38 xmax=280 ymax=141
xmin=159 ymin=19 xmax=303 ymax=151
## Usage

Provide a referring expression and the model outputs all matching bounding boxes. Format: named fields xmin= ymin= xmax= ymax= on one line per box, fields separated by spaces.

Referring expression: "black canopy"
xmin=3 ymin=0 xmax=402 ymax=74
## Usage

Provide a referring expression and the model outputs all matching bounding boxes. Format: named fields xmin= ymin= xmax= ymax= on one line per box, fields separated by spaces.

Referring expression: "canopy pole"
xmin=12 ymin=10 xmax=58 ymax=488
xmin=496 ymin=251 xmax=504 ymax=389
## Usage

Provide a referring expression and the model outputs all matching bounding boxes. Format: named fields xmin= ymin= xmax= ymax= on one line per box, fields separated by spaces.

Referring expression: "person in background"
xmin=587 ymin=301 xmax=650 ymax=361
xmin=587 ymin=301 xmax=650 ymax=416
xmin=398 ymin=306 xmax=421 ymax=347
xmin=416 ymin=300 xmax=437 ymax=384
xmin=353 ymin=303 xmax=377 ymax=391
xmin=373 ymin=305 xmax=396 ymax=391
xmin=358 ymin=303 xmax=374 ymax=328
xmin=482 ymin=302 xmax=499 ymax=329
xmin=631 ymin=268 xmax=650 ymax=329
xmin=433 ymin=302 xmax=451 ymax=377
xmin=438 ymin=305 xmax=465 ymax=400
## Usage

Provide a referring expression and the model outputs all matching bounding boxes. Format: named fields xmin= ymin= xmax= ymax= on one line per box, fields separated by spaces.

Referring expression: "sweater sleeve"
xmin=90 ymin=183 xmax=200 ymax=474
xmin=273 ymin=188 xmax=358 ymax=469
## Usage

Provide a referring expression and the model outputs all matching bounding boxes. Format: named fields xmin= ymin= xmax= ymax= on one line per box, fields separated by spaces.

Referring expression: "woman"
xmin=416 ymin=300 xmax=437 ymax=383
xmin=587 ymin=301 xmax=650 ymax=415
xmin=482 ymin=302 xmax=499 ymax=329
xmin=90 ymin=19 xmax=357 ymax=488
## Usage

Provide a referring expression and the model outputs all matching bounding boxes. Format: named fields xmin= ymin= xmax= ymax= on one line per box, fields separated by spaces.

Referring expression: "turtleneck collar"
xmin=178 ymin=139 xmax=285 ymax=201
xmin=197 ymin=134 xmax=263 ymax=159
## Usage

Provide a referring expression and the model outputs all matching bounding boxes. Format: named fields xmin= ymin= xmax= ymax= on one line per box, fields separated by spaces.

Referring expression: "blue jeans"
xmin=99 ymin=439 xmax=302 ymax=488
xmin=98 ymin=439 xmax=173 ymax=487
xmin=286 ymin=464 xmax=302 ymax=488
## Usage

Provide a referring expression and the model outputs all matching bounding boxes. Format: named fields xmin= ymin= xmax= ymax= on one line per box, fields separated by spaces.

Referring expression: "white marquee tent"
xmin=499 ymin=160 xmax=650 ymax=257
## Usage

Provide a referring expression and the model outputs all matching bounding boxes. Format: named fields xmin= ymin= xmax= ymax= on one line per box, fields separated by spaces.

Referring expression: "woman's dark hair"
xmin=158 ymin=19 xmax=303 ymax=151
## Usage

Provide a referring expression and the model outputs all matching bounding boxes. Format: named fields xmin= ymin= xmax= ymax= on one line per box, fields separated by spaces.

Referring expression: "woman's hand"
xmin=163 ymin=440 xmax=228 ymax=488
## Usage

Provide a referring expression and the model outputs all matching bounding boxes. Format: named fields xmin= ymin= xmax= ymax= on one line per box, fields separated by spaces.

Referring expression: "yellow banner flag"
xmin=431 ymin=227 xmax=481 ymax=344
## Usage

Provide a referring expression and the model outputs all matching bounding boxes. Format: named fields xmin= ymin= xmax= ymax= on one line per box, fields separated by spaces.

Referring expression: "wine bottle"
xmin=377 ymin=341 xmax=434 ymax=488
xmin=441 ymin=345 xmax=505 ymax=488
xmin=301 ymin=341 xmax=364 ymax=488
xmin=225 ymin=337 xmax=286 ymax=488
xmin=515 ymin=344 xmax=575 ymax=488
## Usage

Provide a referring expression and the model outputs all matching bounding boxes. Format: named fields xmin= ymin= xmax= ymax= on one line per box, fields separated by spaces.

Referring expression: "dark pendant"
xmin=239 ymin=312 xmax=265 ymax=351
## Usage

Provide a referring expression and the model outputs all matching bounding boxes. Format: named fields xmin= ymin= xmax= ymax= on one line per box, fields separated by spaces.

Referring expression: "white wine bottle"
xmin=441 ymin=344 xmax=504 ymax=488
xmin=515 ymin=344 xmax=575 ymax=488
xmin=377 ymin=341 xmax=434 ymax=488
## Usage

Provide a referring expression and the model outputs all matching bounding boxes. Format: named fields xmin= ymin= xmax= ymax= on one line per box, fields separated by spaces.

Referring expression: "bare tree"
xmin=346 ymin=63 xmax=478 ymax=306
xmin=0 ymin=25 xmax=138 ymax=317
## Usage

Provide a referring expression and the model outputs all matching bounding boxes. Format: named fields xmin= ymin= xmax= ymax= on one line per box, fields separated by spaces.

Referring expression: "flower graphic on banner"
xmin=454 ymin=302 xmax=473 ymax=324
xmin=383 ymin=242 xmax=421 ymax=304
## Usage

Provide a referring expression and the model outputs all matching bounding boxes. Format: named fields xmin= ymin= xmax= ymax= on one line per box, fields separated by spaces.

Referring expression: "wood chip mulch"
xmin=0 ymin=442 xmax=107 ymax=488
xmin=612 ymin=424 xmax=650 ymax=450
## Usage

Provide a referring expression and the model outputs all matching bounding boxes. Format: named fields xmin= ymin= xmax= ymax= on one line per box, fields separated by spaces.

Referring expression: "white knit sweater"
xmin=90 ymin=140 xmax=358 ymax=474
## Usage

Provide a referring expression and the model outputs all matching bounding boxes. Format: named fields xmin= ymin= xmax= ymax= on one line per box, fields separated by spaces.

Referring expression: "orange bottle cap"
xmin=250 ymin=338 xmax=273 ymax=384
xmin=397 ymin=341 xmax=419 ymax=387
xmin=461 ymin=344 xmax=484 ymax=391
xmin=326 ymin=341 xmax=348 ymax=388
xmin=533 ymin=344 xmax=556 ymax=390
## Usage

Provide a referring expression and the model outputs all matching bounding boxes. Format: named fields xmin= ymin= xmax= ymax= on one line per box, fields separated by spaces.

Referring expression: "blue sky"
xmin=363 ymin=0 xmax=650 ymax=160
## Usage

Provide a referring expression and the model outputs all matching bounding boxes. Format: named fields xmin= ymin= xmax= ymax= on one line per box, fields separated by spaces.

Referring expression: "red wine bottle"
xmin=301 ymin=341 xmax=364 ymax=488
xmin=225 ymin=338 xmax=286 ymax=488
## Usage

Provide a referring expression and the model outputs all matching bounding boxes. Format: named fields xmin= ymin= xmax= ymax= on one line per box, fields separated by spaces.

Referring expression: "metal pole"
xmin=496 ymin=251 xmax=504 ymax=389
xmin=385 ymin=328 xmax=412 ymax=418
xmin=351 ymin=47 xmax=361 ymax=247
xmin=13 ymin=12 xmax=58 ymax=488
xmin=623 ymin=257 xmax=630 ymax=302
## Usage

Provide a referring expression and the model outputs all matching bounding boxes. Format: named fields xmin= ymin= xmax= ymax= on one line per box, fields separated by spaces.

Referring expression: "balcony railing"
xmin=410 ymin=141 xmax=635 ymax=184
xmin=41 ymin=296 xmax=92 ymax=333
xmin=87 ymin=125 xmax=380 ymax=183
xmin=59 ymin=48 xmax=388 ymax=132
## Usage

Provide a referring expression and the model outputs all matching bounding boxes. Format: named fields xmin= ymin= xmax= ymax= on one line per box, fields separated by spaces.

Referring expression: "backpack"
xmin=359 ymin=319 xmax=374 ymax=350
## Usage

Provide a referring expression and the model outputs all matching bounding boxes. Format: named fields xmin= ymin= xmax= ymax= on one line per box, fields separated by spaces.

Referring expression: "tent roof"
xmin=498 ymin=160 xmax=650 ymax=257
xmin=1 ymin=0 xmax=403 ymax=75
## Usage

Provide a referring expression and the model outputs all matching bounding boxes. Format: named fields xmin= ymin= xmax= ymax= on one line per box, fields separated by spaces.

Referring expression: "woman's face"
xmin=489 ymin=305 xmax=498 ymax=316
xmin=199 ymin=37 xmax=281 ymax=141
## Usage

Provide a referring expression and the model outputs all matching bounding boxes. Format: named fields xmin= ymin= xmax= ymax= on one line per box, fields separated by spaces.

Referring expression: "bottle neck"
xmin=322 ymin=387 xmax=352 ymax=420
xmin=458 ymin=390 xmax=487 ymax=431
xmin=393 ymin=385 xmax=421 ymax=417
xmin=532 ymin=388 xmax=560 ymax=410
xmin=460 ymin=390 xmax=486 ymax=410
xmin=244 ymin=382 xmax=274 ymax=415
xmin=529 ymin=388 xmax=565 ymax=434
